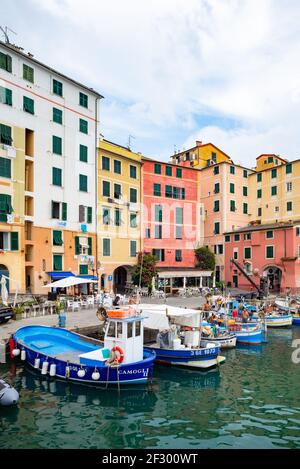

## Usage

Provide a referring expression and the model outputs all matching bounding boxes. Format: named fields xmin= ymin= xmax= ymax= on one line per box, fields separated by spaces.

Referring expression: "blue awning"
xmin=76 ymin=275 xmax=98 ymax=280
xmin=47 ymin=271 xmax=75 ymax=280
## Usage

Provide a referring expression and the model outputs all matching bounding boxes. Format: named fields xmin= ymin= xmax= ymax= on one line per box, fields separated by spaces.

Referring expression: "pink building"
xmin=142 ymin=157 xmax=211 ymax=292
xmin=224 ymin=221 xmax=300 ymax=293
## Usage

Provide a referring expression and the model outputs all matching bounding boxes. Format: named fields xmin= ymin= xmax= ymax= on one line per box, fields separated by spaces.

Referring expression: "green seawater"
xmin=1 ymin=328 xmax=300 ymax=449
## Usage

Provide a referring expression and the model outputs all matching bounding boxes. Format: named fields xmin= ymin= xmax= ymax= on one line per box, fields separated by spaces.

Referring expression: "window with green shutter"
xmin=114 ymin=160 xmax=121 ymax=174
xmin=225 ymin=235 xmax=231 ymax=242
xmin=214 ymin=200 xmax=220 ymax=212
xmin=257 ymin=189 xmax=262 ymax=198
xmin=52 ymin=167 xmax=62 ymax=186
xmin=79 ymin=92 xmax=88 ymax=108
xmin=10 ymin=232 xmax=19 ymax=251
xmin=23 ymin=64 xmax=34 ymax=83
xmin=130 ymin=188 xmax=137 ymax=203
xmin=103 ymin=208 xmax=110 ymax=225
xmin=271 ymin=186 xmax=277 ymax=196
xmin=243 ymin=186 xmax=248 ymax=196
xmin=61 ymin=202 xmax=67 ymax=221
xmin=234 ymin=234 xmax=240 ymax=241
xmin=271 ymin=168 xmax=277 ymax=178
xmin=53 ymin=230 xmax=63 ymax=246
xmin=214 ymin=222 xmax=220 ymax=234
xmin=53 ymin=254 xmax=63 ymax=271
xmin=155 ymin=225 xmax=162 ymax=239
xmin=114 ymin=184 xmax=121 ymax=199
xmin=243 ymin=170 xmax=248 ymax=178
xmin=243 ymin=203 xmax=248 ymax=214
xmin=130 ymin=212 xmax=137 ymax=228
xmin=176 ymin=168 xmax=182 ymax=178
xmin=0 ymin=194 xmax=12 ymax=221
xmin=165 ymin=185 xmax=172 ymax=198
xmin=0 ymin=52 xmax=12 ymax=72
xmin=53 ymin=107 xmax=62 ymax=124
xmin=130 ymin=165 xmax=137 ymax=179
xmin=79 ymin=174 xmax=88 ymax=192
xmin=181 ymin=188 xmax=185 ymax=200
xmin=87 ymin=207 xmax=92 ymax=224
xmin=88 ymin=237 xmax=92 ymax=255
xmin=266 ymin=230 xmax=273 ymax=238
xmin=130 ymin=240 xmax=137 ymax=257
xmin=79 ymin=264 xmax=88 ymax=275
xmin=176 ymin=207 xmax=183 ymax=224
xmin=214 ymin=166 xmax=219 ymax=175
xmin=230 ymin=166 xmax=235 ymax=175
xmin=23 ymin=96 xmax=34 ymax=114
xmin=154 ymin=163 xmax=161 ymax=174
xmin=79 ymin=144 xmax=88 ymax=162
xmin=230 ymin=183 xmax=235 ymax=194
xmin=155 ymin=205 xmax=163 ymax=222
xmin=230 ymin=200 xmax=236 ymax=211
xmin=266 ymin=246 xmax=274 ymax=258
xmin=53 ymin=136 xmax=62 ymax=155
xmin=79 ymin=119 xmax=88 ymax=134
xmin=75 ymin=236 xmax=80 ymax=255
xmin=0 ymin=157 xmax=11 ymax=178
xmin=287 ymin=201 xmax=293 ymax=211
xmin=0 ymin=87 xmax=12 ymax=106
xmin=53 ymin=79 xmax=63 ymax=96
xmin=102 ymin=156 xmax=110 ymax=170
xmin=103 ymin=238 xmax=110 ymax=256
xmin=115 ymin=209 xmax=121 ymax=226
xmin=153 ymin=183 xmax=161 ymax=196
xmin=214 ymin=183 xmax=220 ymax=193
xmin=257 ymin=173 xmax=262 ymax=182
xmin=51 ymin=201 xmax=60 ymax=219
xmin=286 ymin=163 xmax=292 ymax=174
xmin=244 ymin=247 xmax=251 ymax=259
xmin=102 ymin=180 xmax=110 ymax=197
xmin=165 ymin=166 xmax=172 ymax=176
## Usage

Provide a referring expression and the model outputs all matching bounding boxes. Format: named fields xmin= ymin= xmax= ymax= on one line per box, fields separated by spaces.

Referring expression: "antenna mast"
xmin=127 ymin=134 xmax=135 ymax=150
xmin=0 ymin=26 xmax=17 ymax=44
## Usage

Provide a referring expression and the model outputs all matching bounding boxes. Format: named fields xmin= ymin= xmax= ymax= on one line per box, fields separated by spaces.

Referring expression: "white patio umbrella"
xmin=151 ymin=276 xmax=156 ymax=292
xmin=212 ymin=275 xmax=216 ymax=288
xmin=43 ymin=276 xmax=98 ymax=289
xmin=1 ymin=275 xmax=8 ymax=306
xmin=199 ymin=276 xmax=203 ymax=288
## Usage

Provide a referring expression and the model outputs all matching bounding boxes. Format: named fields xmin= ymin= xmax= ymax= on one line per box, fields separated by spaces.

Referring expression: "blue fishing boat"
xmin=11 ymin=309 xmax=156 ymax=386
xmin=264 ymin=313 xmax=292 ymax=327
xmin=227 ymin=322 xmax=264 ymax=344
xmin=292 ymin=314 xmax=300 ymax=325
xmin=138 ymin=304 xmax=225 ymax=370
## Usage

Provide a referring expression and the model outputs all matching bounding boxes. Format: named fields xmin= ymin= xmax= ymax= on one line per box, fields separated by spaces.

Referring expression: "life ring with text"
xmin=110 ymin=345 xmax=125 ymax=364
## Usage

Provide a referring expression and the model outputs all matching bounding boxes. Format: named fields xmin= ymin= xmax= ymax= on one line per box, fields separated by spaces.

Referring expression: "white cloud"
xmin=3 ymin=0 xmax=300 ymax=164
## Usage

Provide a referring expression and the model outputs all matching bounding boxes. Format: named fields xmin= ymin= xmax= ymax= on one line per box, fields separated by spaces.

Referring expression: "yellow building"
xmin=249 ymin=155 xmax=300 ymax=225
xmin=98 ymin=139 xmax=142 ymax=292
xmin=170 ymin=141 xmax=232 ymax=169
xmin=0 ymin=121 xmax=25 ymax=293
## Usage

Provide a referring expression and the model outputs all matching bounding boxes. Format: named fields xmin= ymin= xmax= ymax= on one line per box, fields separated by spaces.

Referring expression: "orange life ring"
xmin=111 ymin=345 xmax=125 ymax=364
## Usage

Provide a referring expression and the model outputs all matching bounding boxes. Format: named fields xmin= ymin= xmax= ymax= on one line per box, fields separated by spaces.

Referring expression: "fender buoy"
xmin=9 ymin=337 xmax=15 ymax=359
xmin=110 ymin=345 xmax=125 ymax=364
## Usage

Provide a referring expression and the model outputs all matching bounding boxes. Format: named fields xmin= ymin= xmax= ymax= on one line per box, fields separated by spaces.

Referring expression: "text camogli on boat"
xmin=11 ymin=307 xmax=156 ymax=386
xmin=136 ymin=304 xmax=226 ymax=369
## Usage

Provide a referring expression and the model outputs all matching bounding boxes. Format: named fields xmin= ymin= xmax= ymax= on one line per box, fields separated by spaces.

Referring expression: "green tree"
xmin=195 ymin=246 xmax=216 ymax=270
xmin=131 ymin=251 xmax=158 ymax=288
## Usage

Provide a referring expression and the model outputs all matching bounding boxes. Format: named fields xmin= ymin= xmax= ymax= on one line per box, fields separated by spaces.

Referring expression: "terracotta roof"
xmin=224 ymin=221 xmax=298 ymax=235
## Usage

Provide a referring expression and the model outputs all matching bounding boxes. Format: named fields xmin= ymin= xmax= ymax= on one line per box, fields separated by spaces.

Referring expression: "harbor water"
xmin=1 ymin=327 xmax=300 ymax=449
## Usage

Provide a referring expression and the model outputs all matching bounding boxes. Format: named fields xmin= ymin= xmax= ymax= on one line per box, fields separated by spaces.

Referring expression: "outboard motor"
xmin=0 ymin=379 xmax=19 ymax=406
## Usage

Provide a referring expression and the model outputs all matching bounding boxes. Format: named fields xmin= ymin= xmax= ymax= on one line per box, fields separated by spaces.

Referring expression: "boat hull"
xmin=13 ymin=326 xmax=155 ymax=386
xmin=292 ymin=315 xmax=300 ymax=325
xmin=265 ymin=315 xmax=292 ymax=327
xmin=234 ymin=328 xmax=263 ymax=345
xmin=201 ymin=335 xmax=236 ymax=349
xmin=144 ymin=344 xmax=224 ymax=370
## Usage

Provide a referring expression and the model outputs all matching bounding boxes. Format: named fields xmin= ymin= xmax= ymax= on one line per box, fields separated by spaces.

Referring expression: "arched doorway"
xmin=101 ymin=273 xmax=107 ymax=290
xmin=263 ymin=266 xmax=282 ymax=292
xmin=0 ymin=264 xmax=9 ymax=293
xmin=114 ymin=266 xmax=133 ymax=294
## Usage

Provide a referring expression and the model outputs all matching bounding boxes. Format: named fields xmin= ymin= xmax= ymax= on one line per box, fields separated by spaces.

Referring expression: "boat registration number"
xmin=192 ymin=348 xmax=216 ymax=355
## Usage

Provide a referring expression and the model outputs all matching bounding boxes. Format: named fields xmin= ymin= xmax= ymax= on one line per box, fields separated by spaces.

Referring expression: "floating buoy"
xmin=41 ymin=361 xmax=49 ymax=375
xmin=49 ymin=364 xmax=56 ymax=377
xmin=12 ymin=349 xmax=20 ymax=357
xmin=34 ymin=358 xmax=40 ymax=369
xmin=21 ymin=350 xmax=26 ymax=361
xmin=0 ymin=379 xmax=19 ymax=406
xmin=92 ymin=370 xmax=100 ymax=381
xmin=77 ymin=369 xmax=86 ymax=378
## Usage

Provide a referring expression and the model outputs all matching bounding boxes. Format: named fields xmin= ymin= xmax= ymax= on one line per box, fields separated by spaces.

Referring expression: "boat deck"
xmin=54 ymin=351 xmax=82 ymax=364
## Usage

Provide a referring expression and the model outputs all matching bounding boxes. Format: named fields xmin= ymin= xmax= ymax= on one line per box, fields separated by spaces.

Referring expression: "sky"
xmin=1 ymin=0 xmax=300 ymax=167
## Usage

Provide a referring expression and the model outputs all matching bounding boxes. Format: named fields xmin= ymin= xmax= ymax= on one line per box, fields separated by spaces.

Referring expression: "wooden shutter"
xmin=75 ymin=236 xmax=80 ymax=255
xmin=61 ymin=202 xmax=67 ymax=221
xmin=88 ymin=237 xmax=92 ymax=255
xmin=87 ymin=207 xmax=92 ymax=224
xmin=10 ymin=232 xmax=19 ymax=251
xmin=79 ymin=205 xmax=85 ymax=222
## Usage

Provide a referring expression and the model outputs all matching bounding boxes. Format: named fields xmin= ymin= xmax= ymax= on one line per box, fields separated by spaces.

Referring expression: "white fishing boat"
xmin=275 ymin=299 xmax=299 ymax=314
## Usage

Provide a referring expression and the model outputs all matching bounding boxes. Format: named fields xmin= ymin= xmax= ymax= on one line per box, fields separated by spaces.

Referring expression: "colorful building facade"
xmin=97 ymin=139 xmax=142 ymax=293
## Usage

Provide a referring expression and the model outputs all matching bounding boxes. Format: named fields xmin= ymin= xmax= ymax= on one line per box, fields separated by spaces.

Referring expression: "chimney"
xmin=196 ymin=140 xmax=202 ymax=147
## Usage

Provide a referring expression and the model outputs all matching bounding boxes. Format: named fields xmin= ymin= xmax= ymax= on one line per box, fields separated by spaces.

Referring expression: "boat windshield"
xmin=107 ymin=322 xmax=116 ymax=337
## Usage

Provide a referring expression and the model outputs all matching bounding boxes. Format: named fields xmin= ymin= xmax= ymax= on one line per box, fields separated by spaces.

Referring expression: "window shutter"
xmin=6 ymin=54 xmax=12 ymax=72
xmin=53 ymin=255 xmax=62 ymax=271
xmin=87 ymin=207 xmax=92 ymax=224
xmin=10 ymin=232 xmax=19 ymax=251
xmin=75 ymin=236 xmax=80 ymax=255
xmin=53 ymin=230 xmax=63 ymax=246
xmin=88 ymin=237 xmax=92 ymax=255
xmin=79 ymin=264 xmax=88 ymax=275
xmin=79 ymin=205 xmax=85 ymax=222
xmin=61 ymin=202 xmax=67 ymax=221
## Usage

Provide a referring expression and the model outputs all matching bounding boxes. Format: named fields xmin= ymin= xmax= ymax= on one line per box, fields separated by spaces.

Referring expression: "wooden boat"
xmin=137 ymin=304 xmax=226 ymax=370
xmin=201 ymin=325 xmax=236 ymax=349
xmin=229 ymin=323 xmax=264 ymax=345
xmin=264 ymin=313 xmax=292 ymax=327
xmin=11 ymin=309 xmax=156 ymax=386
xmin=292 ymin=314 xmax=300 ymax=325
